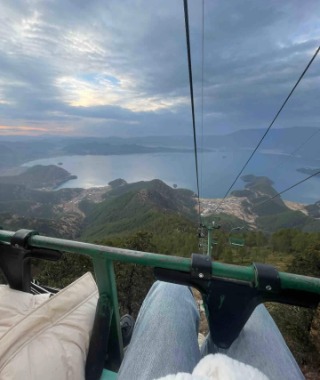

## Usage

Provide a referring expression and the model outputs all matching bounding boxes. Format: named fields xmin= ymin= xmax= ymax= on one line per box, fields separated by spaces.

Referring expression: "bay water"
xmin=23 ymin=150 xmax=320 ymax=204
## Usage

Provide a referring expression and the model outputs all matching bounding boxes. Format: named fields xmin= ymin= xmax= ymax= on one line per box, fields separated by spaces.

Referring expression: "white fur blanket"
xmin=155 ymin=354 xmax=269 ymax=380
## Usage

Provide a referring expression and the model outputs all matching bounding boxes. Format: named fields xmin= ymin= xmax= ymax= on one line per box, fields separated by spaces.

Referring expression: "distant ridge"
xmin=0 ymin=165 xmax=77 ymax=190
xmin=0 ymin=127 xmax=318 ymax=169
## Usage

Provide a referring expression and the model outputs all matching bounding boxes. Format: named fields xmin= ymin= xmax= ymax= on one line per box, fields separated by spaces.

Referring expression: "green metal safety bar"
xmin=4 ymin=228 xmax=320 ymax=292
xmin=1 ymin=228 xmax=320 ymax=379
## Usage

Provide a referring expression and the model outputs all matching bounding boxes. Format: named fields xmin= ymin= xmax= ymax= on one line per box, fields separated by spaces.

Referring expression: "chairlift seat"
xmin=229 ymin=237 xmax=245 ymax=247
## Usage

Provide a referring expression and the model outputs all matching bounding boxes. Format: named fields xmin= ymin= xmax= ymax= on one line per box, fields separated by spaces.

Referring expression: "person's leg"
xmin=118 ymin=281 xmax=201 ymax=380
xmin=201 ymin=304 xmax=304 ymax=380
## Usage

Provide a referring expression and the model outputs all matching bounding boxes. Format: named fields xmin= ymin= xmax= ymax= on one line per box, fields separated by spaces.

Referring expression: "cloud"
xmin=0 ymin=124 xmax=71 ymax=136
xmin=0 ymin=0 xmax=319 ymax=136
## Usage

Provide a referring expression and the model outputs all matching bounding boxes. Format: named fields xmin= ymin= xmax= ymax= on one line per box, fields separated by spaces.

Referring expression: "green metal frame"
xmin=1 ymin=227 xmax=320 ymax=296
xmin=1 ymin=228 xmax=320 ymax=379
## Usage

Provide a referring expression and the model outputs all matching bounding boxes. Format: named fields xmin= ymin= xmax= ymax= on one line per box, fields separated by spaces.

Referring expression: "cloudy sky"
xmin=0 ymin=0 xmax=319 ymax=137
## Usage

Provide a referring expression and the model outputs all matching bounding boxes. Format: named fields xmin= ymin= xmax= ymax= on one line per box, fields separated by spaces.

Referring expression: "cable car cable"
xmin=213 ymin=45 xmax=320 ymax=214
xmin=252 ymin=169 xmax=320 ymax=211
xmin=200 ymin=0 xmax=205 ymax=203
xmin=268 ymin=127 xmax=320 ymax=176
xmin=183 ymin=0 xmax=202 ymax=224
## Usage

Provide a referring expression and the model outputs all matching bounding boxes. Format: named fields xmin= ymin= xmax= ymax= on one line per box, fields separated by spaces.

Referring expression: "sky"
xmin=0 ymin=0 xmax=319 ymax=137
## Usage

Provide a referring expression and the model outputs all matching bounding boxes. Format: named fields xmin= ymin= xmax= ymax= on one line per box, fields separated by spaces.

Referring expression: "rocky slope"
xmin=200 ymin=175 xmax=319 ymax=232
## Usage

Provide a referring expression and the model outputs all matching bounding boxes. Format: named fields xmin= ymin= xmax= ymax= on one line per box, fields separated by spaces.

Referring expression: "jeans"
xmin=118 ymin=281 xmax=304 ymax=380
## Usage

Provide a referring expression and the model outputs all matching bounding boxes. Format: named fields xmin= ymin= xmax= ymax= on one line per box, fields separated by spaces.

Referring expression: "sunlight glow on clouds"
xmin=0 ymin=124 xmax=75 ymax=136
xmin=0 ymin=97 xmax=11 ymax=105
xmin=65 ymin=31 xmax=106 ymax=57
xmin=56 ymin=74 xmax=188 ymax=112
xmin=56 ymin=75 xmax=124 ymax=108
xmin=124 ymin=96 xmax=188 ymax=112
xmin=0 ymin=125 xmax=49 ymax=135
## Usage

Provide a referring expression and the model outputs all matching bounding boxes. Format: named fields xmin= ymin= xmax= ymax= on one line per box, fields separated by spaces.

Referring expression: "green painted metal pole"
xmin=207 ymin=226 xmax=213 ymax=257
xmin=92 ymin=258 xmax=123 ymax=371
xmin=206 ymin=223 xmax=219 ymax=257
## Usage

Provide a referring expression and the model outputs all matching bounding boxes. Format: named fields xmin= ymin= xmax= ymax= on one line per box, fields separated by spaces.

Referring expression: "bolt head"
xmin=266 ymin=285 xmax=272 ymax=291
xmin=199 ymin=273 xmax=204 ymax=278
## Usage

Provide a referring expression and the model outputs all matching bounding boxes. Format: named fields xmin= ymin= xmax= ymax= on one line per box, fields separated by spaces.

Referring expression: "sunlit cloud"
xmin=0 ymin=125 xmax=47 ymax=135
xmin=125 ymin=96 xmax=188 ymax=112
xmin=0 ymin=99 xmax=11 ymax=105
xmin=65 ymin=31 xmax=106 ymax=57
xmin=56 ymin=74 xmax=187 ymax=112
xmin=56 ymin=75 xmax=125 ymax=107
xmin=0 ymin=124 xmax=74 ymax=136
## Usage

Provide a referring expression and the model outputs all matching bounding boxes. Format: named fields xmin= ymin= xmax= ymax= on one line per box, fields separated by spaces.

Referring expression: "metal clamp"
xmin=253 ymin=263 xmax=281 ymax=293
xmin=11 ymin=229 xmax=39 ymax=249
xmin=0 ymin=229 xmax=62 ymax=292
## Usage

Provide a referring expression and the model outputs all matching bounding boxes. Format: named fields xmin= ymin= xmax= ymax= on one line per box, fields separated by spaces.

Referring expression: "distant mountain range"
xmin=0 ymin=127 xmax=319 ymax=170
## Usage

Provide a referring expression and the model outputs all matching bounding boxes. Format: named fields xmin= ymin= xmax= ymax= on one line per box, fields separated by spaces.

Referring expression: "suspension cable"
xmin=200 ymin=0 xmax=205 ymax=202
xmin=269 ymin=127 xmax=320 ymax=175
xmin=213 ymin=45 xmax=320 ymax=214
xmin=252 ymin=169 xmax=320 ymax=211
xmin=183 ymin=0 xmax=202 ymax=224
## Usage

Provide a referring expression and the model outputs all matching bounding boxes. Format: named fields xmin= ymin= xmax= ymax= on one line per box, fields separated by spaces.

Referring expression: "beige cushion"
xmin=0 ymin=272 xmax=98 ymax=380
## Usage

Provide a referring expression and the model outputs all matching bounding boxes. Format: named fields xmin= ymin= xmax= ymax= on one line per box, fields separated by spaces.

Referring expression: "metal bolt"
xmin=266 ymin=285 xmax=272 ymax=291
xmin=199 ymin=273 xmax=204 ymax=278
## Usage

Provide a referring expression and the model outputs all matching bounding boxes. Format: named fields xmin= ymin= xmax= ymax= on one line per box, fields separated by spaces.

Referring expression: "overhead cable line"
xmin=269 ymin=127 xmax=320 ymax=175
xmin=213 ymin=45 xmax=320 ymax=214
xmin=183 ymin=0 xmax=202 ymax=224
xmin=252 ymin=169 xmax=320 ymax=211
xmin=281 ymin=127 xmax=320 ymax=160
xmin=200 ymin=0 xmax=205 ymax=201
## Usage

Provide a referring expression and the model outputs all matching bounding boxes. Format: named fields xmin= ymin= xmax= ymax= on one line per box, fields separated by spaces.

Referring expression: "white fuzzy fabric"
xmin=156 ymin=354 xmax=269 ymax=380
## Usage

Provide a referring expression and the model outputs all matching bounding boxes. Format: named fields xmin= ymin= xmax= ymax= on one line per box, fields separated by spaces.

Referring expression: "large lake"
xmin=23 ymin=150 xmax=320 ymax=204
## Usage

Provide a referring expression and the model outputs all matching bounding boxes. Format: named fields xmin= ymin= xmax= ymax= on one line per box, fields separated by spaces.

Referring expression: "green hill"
xmin=257 ymin=210 xmax=320 ymax=233
xmin=80 ymin=180 xmax=197 ymax=242
xmin=230 ymin=175 xmax=320 ymax=232
xmin=0 ymin=165 xmax=77 ymax=190
xmin=232 ymin=175 xmax=288 ymax=216
xmin=0 ymin=183 xmax=82 ymax=220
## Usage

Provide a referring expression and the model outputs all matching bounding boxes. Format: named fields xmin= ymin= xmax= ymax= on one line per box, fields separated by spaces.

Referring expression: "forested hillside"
xmin=231 ymin=174 xmax=320 ymax=232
